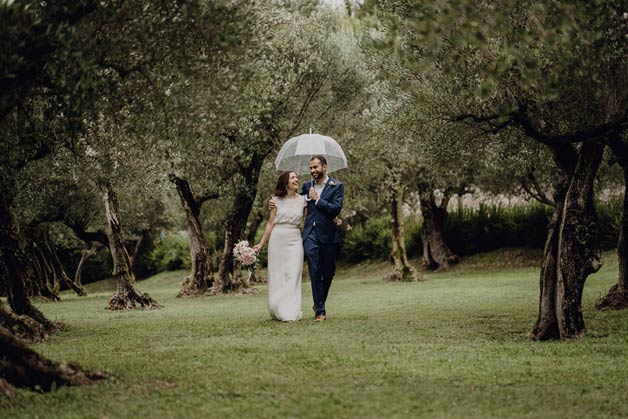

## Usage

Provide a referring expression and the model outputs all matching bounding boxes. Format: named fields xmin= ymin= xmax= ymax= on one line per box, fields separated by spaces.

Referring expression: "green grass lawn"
xmin=2 ymin=251 xmax=628 ymax=418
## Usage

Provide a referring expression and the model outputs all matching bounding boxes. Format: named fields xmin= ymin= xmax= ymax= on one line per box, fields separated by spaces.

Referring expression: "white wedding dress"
xmin=267 ymin=195 xmax=306 ymax=321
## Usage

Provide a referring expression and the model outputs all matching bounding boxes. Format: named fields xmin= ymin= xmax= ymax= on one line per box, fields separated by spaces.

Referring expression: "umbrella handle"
xmin=305 ymin=177 xmax=313 ymax=201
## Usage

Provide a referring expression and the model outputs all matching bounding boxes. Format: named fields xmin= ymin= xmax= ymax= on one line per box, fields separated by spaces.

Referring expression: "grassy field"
xmin=2 ymin=250 xmax=627 ymax=418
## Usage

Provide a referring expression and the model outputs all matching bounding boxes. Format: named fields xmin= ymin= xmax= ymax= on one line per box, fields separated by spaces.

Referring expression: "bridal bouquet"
xmin=233 ymin=240 xmax=258 ymax=271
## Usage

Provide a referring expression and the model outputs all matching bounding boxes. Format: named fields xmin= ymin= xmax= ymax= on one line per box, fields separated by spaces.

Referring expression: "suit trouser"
xmin=304 ymin=230 xmax=339 ymax=316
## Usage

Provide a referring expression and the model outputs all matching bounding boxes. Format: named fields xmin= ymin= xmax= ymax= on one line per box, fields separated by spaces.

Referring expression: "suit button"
xmin=313 ymin=221 xmax=316 ymax=227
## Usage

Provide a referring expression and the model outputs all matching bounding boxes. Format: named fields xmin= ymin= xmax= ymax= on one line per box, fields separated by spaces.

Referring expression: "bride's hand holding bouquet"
xmin=233 ymin=240 xmax=259 ymax=271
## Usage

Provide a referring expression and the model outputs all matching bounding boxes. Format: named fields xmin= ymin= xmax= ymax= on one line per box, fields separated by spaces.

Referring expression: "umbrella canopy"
xmin=274 ymin=133 xmax=348 ymax=174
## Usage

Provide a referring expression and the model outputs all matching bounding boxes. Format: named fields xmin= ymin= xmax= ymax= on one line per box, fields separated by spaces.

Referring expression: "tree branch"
xmin=606 ymin=134 xmax=628 ymax=168
xmin=287 ymin=79 xmax=324 ymax=138
xmin=454 ymin=102 xmax=628 ymax=146
xmin=63 ymin=220 xmax=109 ymax=247
xmin=197 ymin=192 xmax=220 ymax=207
xmin=518 ymin=171 xmax=555 ymax=206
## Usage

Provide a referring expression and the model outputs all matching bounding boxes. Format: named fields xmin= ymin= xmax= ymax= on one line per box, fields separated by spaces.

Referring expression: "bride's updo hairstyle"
xmin=274 ymin=171 xmax=293 ymax=197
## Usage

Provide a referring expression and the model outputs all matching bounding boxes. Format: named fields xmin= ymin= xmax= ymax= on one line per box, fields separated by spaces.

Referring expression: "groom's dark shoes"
xmin=313 ymin=305 xmax=326 ymax=321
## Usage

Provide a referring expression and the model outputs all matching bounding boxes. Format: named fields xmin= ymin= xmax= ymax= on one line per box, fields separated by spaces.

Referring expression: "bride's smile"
xmin=287 ymin=172 xmax=300 ymax=195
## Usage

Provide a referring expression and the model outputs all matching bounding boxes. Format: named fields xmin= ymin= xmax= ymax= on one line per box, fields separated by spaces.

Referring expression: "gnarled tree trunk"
xmin=529 ymin=191 xmax=564 ymax=340
xmin=596 ymin=141 xmax=628 ymax=310
xmin=385 ymin=187 xmax=421 ymax=282
xmin=170 ymin=176 xmax=214 ymax=297
xmin=0 ymin=300 xmax=47 ymax=343
xmin=0 ymin=325 xmax=108 ymax=397
xmin=216 ymin=153 xmax=265 ymax=293
xmin=0 ymin=192 xmax=56 ymax=334
xmin=39 ymin=230 xmax=87 ymax=297
xmin=74 ymin=242 xmax=100 ymax=288
xmin=100 ymin=180 xmax=159 ymax=310
xmin=246 ymin=208 xmax=264 ymax=244
xmin=419 ymin=188 xmax=460 ymax=270
xmin=530 ymin=142 xmax=604 ymax=340
xmin=22 ymin=237 xmax=60 ymax=301
xmin=217 ymin=192 xmax=255 ymax=292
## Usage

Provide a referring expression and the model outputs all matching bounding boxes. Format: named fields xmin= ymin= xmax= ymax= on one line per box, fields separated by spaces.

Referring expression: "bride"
xmin=254 ymin=171 xmax=306 ymax=321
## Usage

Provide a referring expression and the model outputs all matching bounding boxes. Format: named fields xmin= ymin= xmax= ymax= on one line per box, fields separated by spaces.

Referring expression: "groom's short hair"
xmin=311 ymin=155 xmax=327 ymax=166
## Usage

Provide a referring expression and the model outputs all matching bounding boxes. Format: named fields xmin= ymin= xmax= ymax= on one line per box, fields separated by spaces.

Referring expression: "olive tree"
xmin=369 ymin=0 xmax=628 ymax=339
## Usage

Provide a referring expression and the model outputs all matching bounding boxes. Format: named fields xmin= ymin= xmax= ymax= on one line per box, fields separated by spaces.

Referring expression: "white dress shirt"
xmin=312 ymin=176 xmax=329 ymax=205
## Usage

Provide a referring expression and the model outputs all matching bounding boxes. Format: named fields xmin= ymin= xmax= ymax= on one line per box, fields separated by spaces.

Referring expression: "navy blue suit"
xmin=301 ymin=176 xmax=344 ymax=316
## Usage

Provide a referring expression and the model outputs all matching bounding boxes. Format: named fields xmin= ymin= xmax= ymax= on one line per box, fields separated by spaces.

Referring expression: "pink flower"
xmin=234 ymin=240 xmax=258 ymax=268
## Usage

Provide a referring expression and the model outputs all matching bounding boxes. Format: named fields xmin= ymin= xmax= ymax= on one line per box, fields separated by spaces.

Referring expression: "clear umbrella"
xmin=274 ymin=130 xmax=348 ymax=174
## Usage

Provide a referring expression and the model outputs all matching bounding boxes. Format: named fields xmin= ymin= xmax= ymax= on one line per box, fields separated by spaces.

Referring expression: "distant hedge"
xmin=142 ymin=232 xmax=192 ymax=274
xmin=340 ymin=198 xmax=622 ymax=263
xmin=74 ymin=198 xmax=622 ymax=277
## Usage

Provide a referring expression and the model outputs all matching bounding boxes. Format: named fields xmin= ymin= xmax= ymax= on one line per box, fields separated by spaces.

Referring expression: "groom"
xmin=301 ymin=155 xmax=344 ymax=321
xmin=269 ymin=155 xmax=344 ymax=321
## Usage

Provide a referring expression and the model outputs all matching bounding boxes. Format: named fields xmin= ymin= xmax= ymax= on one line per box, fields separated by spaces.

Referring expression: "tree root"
xmin=31 ymin=294 xmax=61 ymax=303
xmin=210 ymin=274 xmax=259 ymax=295
xmin=10 ymin=301 xmax=60 ymax=334
xmin=596 ymin=284 xmax=628 ymax=310
xmin=528 ymin=318 xmax=560 ymax=341
xmin=0 ymin=378 xmax=17 ymax=398
xmin=383 ymin=267 xmax=422 ymax=282
xmin=0 ymin=304 xmax=48 ymax=343
xmin=0 ymin=326 xmax=110 ymax=397
xmin=107 ymin=289 xmax=161 ymax=310
xmin=176 ymin=275 xmax=213 ymax=298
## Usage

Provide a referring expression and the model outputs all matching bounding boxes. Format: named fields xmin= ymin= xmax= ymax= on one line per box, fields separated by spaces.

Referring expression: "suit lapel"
xmin=319 ymin=177 xmax=334 ymax=201
xmin=308 ymin=177 xmax=335 ymax=203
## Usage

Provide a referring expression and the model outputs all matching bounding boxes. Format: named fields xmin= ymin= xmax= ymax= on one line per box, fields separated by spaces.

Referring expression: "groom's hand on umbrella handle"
xmin=268 ymin=198 xmax=276 ymax=211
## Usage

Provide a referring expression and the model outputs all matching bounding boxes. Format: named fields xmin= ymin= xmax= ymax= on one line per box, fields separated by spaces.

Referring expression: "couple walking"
xmin=254 ymin=155 xmax=344 ymax=322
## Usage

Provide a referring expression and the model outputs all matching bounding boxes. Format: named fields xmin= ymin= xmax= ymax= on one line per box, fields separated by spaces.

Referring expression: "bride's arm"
xmin=253 ymin=207 xmax=276 ymax=253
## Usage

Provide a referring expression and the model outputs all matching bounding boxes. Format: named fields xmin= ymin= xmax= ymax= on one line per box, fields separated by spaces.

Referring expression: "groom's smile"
xmin=309 ymin=158 xmax=326 ymax=181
